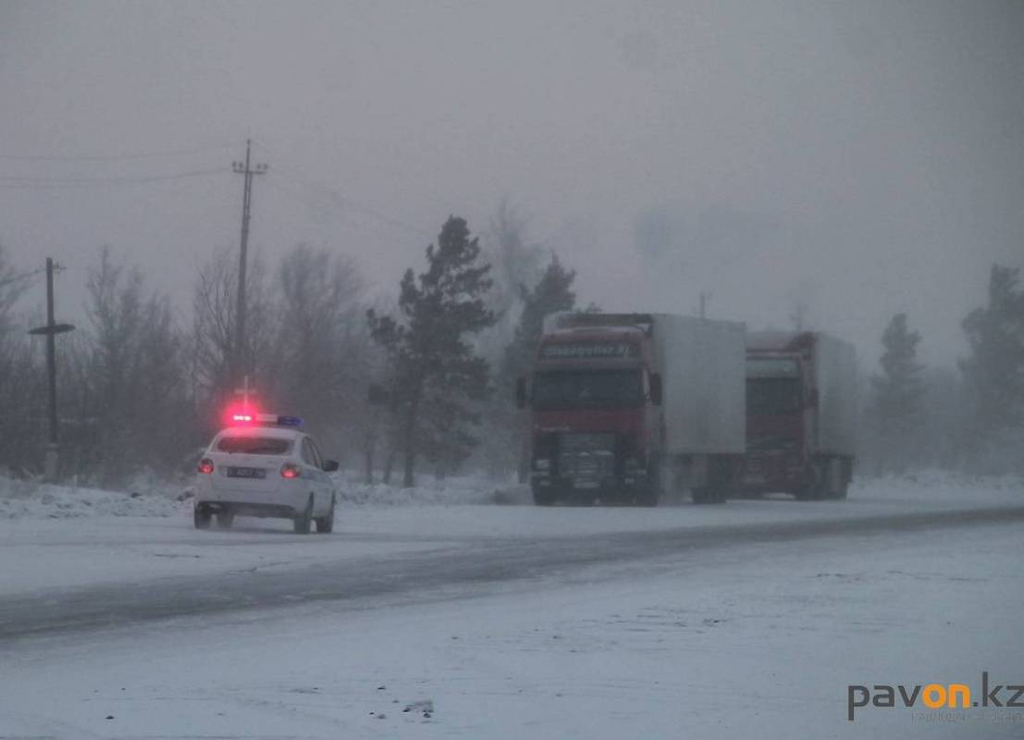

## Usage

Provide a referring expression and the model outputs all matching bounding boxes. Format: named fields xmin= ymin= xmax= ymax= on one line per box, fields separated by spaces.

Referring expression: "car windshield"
xmin=532 ymin=369 xmax=643 ymax=410
xmin=746 ymin=378 xmax=803 ymax=415
xmin=216 ymin=436 xmax=292 ymax=455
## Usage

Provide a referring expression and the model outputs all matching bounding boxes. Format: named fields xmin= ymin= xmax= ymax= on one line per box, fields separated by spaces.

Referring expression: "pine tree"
xmin=961 ymin=263 xmax=1024 ymax=438
xmin=367 ymin=216 xmax=496 ymax=487
xmin=502 ymin=254 xmax=578 ymax=384
xmin=870 ymin=313 xmax=924 ymax=472
xmin=497 ymin=255 xmax=578 ymax=481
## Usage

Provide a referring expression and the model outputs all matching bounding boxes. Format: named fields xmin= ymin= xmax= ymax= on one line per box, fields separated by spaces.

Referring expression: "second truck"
xmin=739 ymin=331 xmax=858 ymax=500
xmin=516 ymin=312 xmax=746 ymax=506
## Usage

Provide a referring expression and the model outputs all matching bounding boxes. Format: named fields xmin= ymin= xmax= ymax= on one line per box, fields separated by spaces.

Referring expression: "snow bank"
xmin=0 ymin=476 xmax=187 ymax=519
xmin=333 ymin=471 xmax=524 ymax=507
xmin=0 ymin=470 xmax=521 ymax=520
xmin=1 ymin=467 xmax=1018 ymax=521
xmin=852 ymin=468 xmax=1024 ymax=497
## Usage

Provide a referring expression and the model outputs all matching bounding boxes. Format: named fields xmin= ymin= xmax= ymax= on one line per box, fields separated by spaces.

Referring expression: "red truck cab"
xmin=517 ymin=317 xmax=663 ymax=505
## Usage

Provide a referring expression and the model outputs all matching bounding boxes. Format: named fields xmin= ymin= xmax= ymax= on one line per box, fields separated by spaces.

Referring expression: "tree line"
xmin=0 ymin=212 xmax=1019 ymax=487
xmin=0 ymin=205 xmax=578 ymax=487
xmin=863 ymin=264 xmax=1024 ymax=475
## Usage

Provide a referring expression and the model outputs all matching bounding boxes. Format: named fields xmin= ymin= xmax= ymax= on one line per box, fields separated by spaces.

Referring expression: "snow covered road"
xmin=0 ymin=476 xmax=1022 ymax=638
xmin=1 ymin=495 xmax=1022 ymax=641
xmin=1 ymin=503 xmax=1022 ymax=738
xmin=1 ymin=475 xmax=1022 ymax=738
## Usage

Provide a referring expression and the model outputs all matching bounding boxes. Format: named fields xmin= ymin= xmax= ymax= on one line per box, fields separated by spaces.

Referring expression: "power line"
xmin=0 ymin=168 xmax=226 ymax=189
xmin=266 ymin=178 xmax=418 ymax=243
xmin=0 ymin=168 xmax=225 ymax=185
xmin=0 ymin=143 xmax=236 ymax=162
xmin=248 ymin=139 xmax=432 ymax=239
xmin=265 ymin=178 xmax=343 ymax=218
xmin=273 ymin=166 xmax=432 ymax=239
xmin=0 ymin=266 xmax=46 ymax=290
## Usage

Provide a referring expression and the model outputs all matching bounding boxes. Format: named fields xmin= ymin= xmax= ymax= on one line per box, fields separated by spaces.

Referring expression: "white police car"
xmin=194 ymin=413 xmax=338 ymax=534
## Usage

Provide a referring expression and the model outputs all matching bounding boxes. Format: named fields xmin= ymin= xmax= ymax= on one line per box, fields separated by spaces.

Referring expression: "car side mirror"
xmin=323 ymin=459 xmax=339 ymax=472
xmin=649 ymin=373 xmax=663 ymax=406
xmin=515 ymin=377 xmax=527 ymax=409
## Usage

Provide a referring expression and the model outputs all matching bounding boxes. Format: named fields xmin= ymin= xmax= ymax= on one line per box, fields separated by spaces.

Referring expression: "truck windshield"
xmin=532 ymin=370 xmax=643 ymax=410
xmin=746 ymin=378 xmax=802 ymax=414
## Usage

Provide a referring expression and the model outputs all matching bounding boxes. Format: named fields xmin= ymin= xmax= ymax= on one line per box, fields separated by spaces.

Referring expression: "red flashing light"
xmin=226 ymin=404 xmax=260 ymax=426
xmin=198 ymin=458 xmax=215 ymax=475
xmin=280 ymin=463 xmax=301 ymax=479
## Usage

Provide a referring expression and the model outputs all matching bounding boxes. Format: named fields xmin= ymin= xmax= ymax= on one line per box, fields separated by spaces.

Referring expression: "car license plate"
xmin=227 ymin=467 xmax=266 ymax=479
xmin=573 ymin=478 xmax=599 ymax=489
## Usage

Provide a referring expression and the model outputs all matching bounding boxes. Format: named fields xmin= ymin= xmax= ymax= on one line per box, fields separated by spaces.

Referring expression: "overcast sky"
xmin=2 ymin=0 xmax=1022 ymax=367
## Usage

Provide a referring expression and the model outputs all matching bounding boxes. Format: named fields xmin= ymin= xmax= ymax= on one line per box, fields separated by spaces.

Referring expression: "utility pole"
xmin=231 ymin=139 xmax=267 ymax=386
xmin=28 ymin=258 xmax=75 ymax=481
xmin=699 ymin=291 xmax=712 ymax=319
xmin=791 ymin=301 xmax=808 ymax=331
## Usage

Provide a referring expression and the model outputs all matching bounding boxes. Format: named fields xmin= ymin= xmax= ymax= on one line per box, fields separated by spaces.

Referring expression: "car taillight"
xmin=280 ymin=463 xmax=301 ymax=479
xmin=198 ymin=458 xmax=215 ymax=475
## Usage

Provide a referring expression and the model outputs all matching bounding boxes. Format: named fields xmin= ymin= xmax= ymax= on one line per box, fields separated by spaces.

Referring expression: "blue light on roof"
xmin=277 ymin=415 xmax=303 ymax=427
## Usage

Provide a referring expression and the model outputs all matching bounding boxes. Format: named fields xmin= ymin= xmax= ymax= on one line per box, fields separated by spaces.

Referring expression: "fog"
xmin=2 ymin=0 xmax=1022 ymax=365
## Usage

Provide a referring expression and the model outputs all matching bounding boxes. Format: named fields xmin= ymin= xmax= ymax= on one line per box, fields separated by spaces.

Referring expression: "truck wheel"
xmin=635 ymin=488 xmax=659 ymax=507
xmin=830 ymin=459 xmax=849 ymax=500
xmin=834 ymin=458 xmax=851 ymax=500
xmin=532 ymin=485 xmax=555 ymax=506
xmin=795 ymin=463 xmax=827 ymax=501
xmin=293 ymin=495 xmax=313 ymax=534
xmin=635 ymin=463 xmax=661 ymax=507
xmin=194 ymin=504 xmax=212 ymax=529
xmin=691 ymin=488 xmax=713 ymax=505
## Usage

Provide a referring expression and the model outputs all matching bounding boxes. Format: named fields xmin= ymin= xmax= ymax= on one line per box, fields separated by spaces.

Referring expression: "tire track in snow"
xmin=2 ymin=504 xmax=1022 ymax=641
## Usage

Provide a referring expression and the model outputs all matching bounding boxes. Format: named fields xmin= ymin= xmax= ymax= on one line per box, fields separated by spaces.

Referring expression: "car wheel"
xmin=293 ymin=495 xmax=313 ymax=534
xmin=315 ymin=495 xmax=335 ymax=534
xmin=216 ymin=512 xmax=234 ymax=529
xmin=194 ymin=504 xmax=212 ymax=529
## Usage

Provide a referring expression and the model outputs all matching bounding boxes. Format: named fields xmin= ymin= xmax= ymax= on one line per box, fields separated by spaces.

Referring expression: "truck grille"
xmin=747 ymin=435 xmax=799 ymax=452
xmin=560 ymin=433 xmax=616 ymax=453
xmin=558 ymin=433 xmax=616 ymax=479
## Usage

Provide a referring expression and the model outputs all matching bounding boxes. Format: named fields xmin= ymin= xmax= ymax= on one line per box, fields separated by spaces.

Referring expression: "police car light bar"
xmin=228 ymin=409 xmax=302 ymax=427
xmin=252 ymin=413 xmax=303 ymax=427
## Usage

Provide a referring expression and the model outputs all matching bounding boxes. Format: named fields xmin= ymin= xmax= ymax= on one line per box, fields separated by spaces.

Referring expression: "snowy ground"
xmin=0 ymin=470 xmax=1020 ymax=595
xmin=1 ymin=518 xmax=1022 ymax=738
xmin=0 ymin=472 xmax=1022 ymax=738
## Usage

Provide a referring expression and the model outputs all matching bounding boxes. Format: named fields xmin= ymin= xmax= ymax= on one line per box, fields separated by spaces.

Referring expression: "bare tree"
xmin=0 ymin=244 xmax=43 ymax=472
xmin=77 ymin=247 xmax=194 ymax=484
xmin=268 ymin=244 xmax=369 ymax=463
xmin=189 ymin=247 xmax=274 ymax=430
